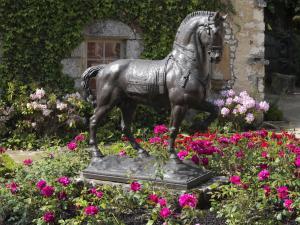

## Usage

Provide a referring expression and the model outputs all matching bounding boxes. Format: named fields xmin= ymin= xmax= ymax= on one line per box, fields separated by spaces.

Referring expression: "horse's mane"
xmin=181 ymin=11 xmax=215 ymax=25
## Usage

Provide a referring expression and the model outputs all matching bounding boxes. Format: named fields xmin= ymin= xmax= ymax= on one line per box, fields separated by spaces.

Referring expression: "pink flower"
xmin=259 ymin=164 xmax=268 ymax=169
xmin=277 ymin=186 xmax=289 ymax=199
xmin=84 ymin=205 xmax=99 ymax=216
xmin=6 ymin=182 xmax=19 ymax=194
xmin=191 ymin=155 xmax=200 ymax=165
xmin=149 ymin=136 xmax=162 ymax=144
xmin=154 ymin=125 xmax=168 ymax=134
xmin=119 ymin=149 xmax=127 ymax=156
xmin=177 ymin=150 xmax=188 ymax=160
xmin=41 ymin=185 xmax=55 ymax=197
xmin=74 ymin=133 xmax=85 ymax=142
xmin=229 ymin=176 xmax=241 ymax=185
xmin=57 ymin=176 xmax=71 ymax=186
xmin=130 ymin=181 xmax=141 ymax=192
xmin=258 ymin=101 xmax=270 ymax=112
xmin=90 ymin=188 xmax=104 ymax=198
xmin=148 ymin=194 xmax=159 ymax=204
xmin=221 ymin=107 xmax=230 ymax=116
xmin=160 ymin=207 xmax=171 ymax=218
xmin=245 ymin=113 xmax=254 ymax=123
xmin=179 ymin=193 xmax=198 ymax=208
xmin=200 ymin=157 xmax=209 ymax=166
xmin=258 ymin=169 xmax=270 ymax=181
xmin=43 ymin=211 xmax=55 ymax=223
xmin=0 ymin=146 xmax=6 ymax=154
xmin=284 ymin=199 xmax=294 ymax=212
xmin=278 ymin=150 xmax=285 ymax=158
xmin=235 ymin=150 xmax=245 ymax=159
xmin=67 ymin=141 xmax=77 ymax=151
xmin=158 ymin=198 xmax=167 ymax=207
xmin=36 ymin=180 xmax=47 ymax=190
xmin=214 ymin=99 xmax=224 ymax=107
xmin=295 ymin=157 xmax=300 ymax=167
xmin=23 ymin=158 xmax=33 ymax=166
xmin=263 ymin=185 xmax=271 ymax=197
xmin=261 ymin=151 xmax=268 ymax=158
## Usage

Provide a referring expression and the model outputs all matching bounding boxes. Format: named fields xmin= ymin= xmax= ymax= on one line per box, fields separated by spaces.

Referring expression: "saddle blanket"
xmin=126 ymin=59 xmax=167 ymax=95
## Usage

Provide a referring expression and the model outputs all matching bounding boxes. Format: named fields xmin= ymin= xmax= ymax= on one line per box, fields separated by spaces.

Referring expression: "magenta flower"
xmin=57 ymin=176 xmax=71 ymax=186
xmin=179 ymin=193 xmax=198 ymax=208
xmin=177 ymin=150 xmax=188 ymax=160
xmin=160 ymin=207 xmax=171 ymax=218
xmin=261 ymin=151 xmax=268 ymax=158
xmin=43 ymin=211 xmax=55 ymax=223
xmin=67 ymin=141 xmax=77 ymax=151
xmin=158 ymin=198 xmax=167 ymax=207
xmin=6 ymin=182 xmax=19 ymax=194
xmin=90 ymin=188 xmax=104 ymax=198
xmin=154 ymin=125 xmax=168 ymax=135
xmin=235 ymin=150 xmax=245 ymax=159
xmin=191 ymin=155 xmax=200 ymax=165
xmin=263 ymin=185 xmax=271 ymax=197
xmin=119 ymin=149 xmax=127 ymax=156
xmin=84 ymin=205 xmax=99 ymax=216
xmin=148 ymin=194 xmax=159 ymax=203
xmin=23 ymin=158 xmax=33 ymax=166
xmin=277 ymin=186 xmax=289 ymax=199
xmin=258 ymin=169 xmax=270 ymax=181
xmin=259 ymin=164 xmax=268 ymax=169
xmin=149 ymin=136 xmax=162 ymax=144
xmin=74 ymin=133 xmax=85 ymax=142
xmin=229 ymin=176 xmax=241 ymax=185
xmin=57 ymin=191 xmax=67 ymax=201
xmin=200 ymin=157 xmax=209 ymax=166
xmin=41 ymin=185 xmax=55 ymax=197
xmin=130 ymin=181 xmax=141 ymax=192
xmin=284 ymin=199 xmax=294 ymax=212
xmin=36 ymin=180 xmax=47 ymax=190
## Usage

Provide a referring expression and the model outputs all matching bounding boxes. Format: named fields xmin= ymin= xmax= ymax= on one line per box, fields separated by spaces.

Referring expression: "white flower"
xmin=42 ymin=109 xmax=52 ymax=116
xmin=56 ymin=101 xmax=68 ymax=111
xmin=258 ymin=101 xmax=270 ymax=112
xmin=239 ymin=91 xmax=249 ymax=98
xmin=227 ymin=89 xmax=235 ymax=97
xmin=237 ymin=105 xmax=247 ymax=114
xmin=225 ymin=97 xmax=233 ymax=106
xmin=31 ymin=122 xmax=36 ymax=128
xmin=233 ymin=96 xmax=240 ymax=103
xmin=35 ymin=88 xmax=45 ymax=99
xmin=221 ymin=107 xmax=230 ymax=117
xmin=245 ymin=113 xmax=255 ymax=123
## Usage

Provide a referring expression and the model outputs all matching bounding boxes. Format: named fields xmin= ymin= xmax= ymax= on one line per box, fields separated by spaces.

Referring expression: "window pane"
xmin=96 ymin=42 xmax=104 ymax=59
xmin=87 ymin=42 xmax=96 ymax=57
xmin=105 ymin=42 xmax=120 ymax=58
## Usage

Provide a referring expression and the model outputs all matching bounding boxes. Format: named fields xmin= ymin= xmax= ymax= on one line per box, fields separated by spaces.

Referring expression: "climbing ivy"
xmin=0 ymin=0 xmax=233 ymax=94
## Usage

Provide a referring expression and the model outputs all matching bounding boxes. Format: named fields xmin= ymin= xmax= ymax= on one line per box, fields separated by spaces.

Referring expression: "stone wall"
xmin=221 ymin=0 xmax=267 ymax=99
xmin=61 ymin=20 xmax=143 ymax=89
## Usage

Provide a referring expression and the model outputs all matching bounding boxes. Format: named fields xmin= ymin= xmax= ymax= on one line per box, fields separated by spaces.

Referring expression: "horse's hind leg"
xmin=120 ymin=101 xmax=149 ymax=157
xmin=89 ymin=104 xmax=114 ymax=158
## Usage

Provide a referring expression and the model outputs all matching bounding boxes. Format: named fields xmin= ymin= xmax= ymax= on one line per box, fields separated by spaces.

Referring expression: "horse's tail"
xmin=81 ymin=65 xmax=105 ymax=104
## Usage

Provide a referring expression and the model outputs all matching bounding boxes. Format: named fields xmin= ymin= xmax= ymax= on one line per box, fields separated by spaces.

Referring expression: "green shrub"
xmin=0 ymin=153 xmax=17 ymax=177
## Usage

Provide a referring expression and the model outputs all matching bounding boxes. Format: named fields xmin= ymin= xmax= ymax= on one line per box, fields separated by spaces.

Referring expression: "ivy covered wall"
xmin=0 ymin=0 xmax=233 ymax=94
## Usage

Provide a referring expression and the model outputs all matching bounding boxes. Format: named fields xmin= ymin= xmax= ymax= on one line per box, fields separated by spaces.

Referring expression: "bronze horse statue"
xmin=82 ymin=11 xmax=226 ymax=160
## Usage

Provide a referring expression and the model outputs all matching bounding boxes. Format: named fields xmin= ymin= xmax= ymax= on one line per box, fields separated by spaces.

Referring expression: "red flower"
xmin=23 ymin=158 xmax=33 ymax=166
xmin=43 ymin=211 xmax=55 ymax=223
xmin=235 ymin=150 xmax=245 ymax=159
xmin=67 ymin=141 xmax=77 ymax=151
xmin=229 ymin=176 xmax=241 ymax=185
xmin=154 ymin=124 xmax=168 ymax=134
xmin=130 ymin=181 xmax=141 ymax=192
xmin=200 ymin=157 xmax=209 ymax=166
xmin=258 ymin=169 xmax=270 ymax=181
xmin=41 ymin=185 xmax=55 ymax=197
xmin=160 ymin=207 xmax=171 ymax=218
xmin=284 ymin=199 xmax=294 ymax=212
xmin=148 ymin=194 xmax=159 ymax=204
xmin=278 ymin=150 xmax=285 ymax=158
xmin=191 ymin=155 xmax=200 ymax=165
xmin=36 ymin=180 xmax=47 ymax=190
xmin=277 ymin=186 xmax=289 ymax=199
xmin=178 ymin=193 xmax=198 ymax=208
xmin=261 ymin=151 xmax=268 ymax=158
xmin=261 ymin=141 xmax=269 ymax=148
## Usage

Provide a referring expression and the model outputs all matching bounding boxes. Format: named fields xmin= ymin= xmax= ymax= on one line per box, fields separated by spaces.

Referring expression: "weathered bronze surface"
xmin=82 ymin=11 xmax=225 ymax=189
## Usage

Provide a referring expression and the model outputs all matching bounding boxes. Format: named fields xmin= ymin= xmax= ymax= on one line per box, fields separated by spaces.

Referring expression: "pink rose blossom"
xmin=130 ymin=181 xmax=141 ymax=192
xmin=23 ymin=158 xmax=33 ymax=166
xmin=201 ymin=157 xmax=209 ymax=166
xmin=295 ymin=157 xmax=300 ymax=167
xmin=74 ymin=133 xmax=85 ymax=142
xmin=284 ymin=199 xmax=293 ymax=211
xmin=119 ymin=149 xmax=127 ymax=156
xmin=148 ymin=194 xmax=159 ymax=203
xmin=41 ymin=185 xmax=55 ymax=197
xmin=158 ymin=198 xmax=167 ymax=207
xmin=258 ymin=169 xmax=270 ymax=181
xmin=179 ymin=193 xmax=198 ymax=208
xmin=36 ymin=180 xmax=47 ymax=190
xmin=277 ymin=186 xmax=289 ymax=199
xmin=154 ymin=125 xmax=168 ymax=134
xmin=6 ymin=182 xmax=19 ymax=194
xmin=149 ymin=136 xmax=162 ymax=144
xmin=229 ymin=176 xmax=241 ymax=185
xmin=57 ymin=176 xmax=71 ymax=186
xmin=235 ymin=150 xmax=245 ymax=159
xmin=261 ymin=151 xmax=268 ymax=158
xmin=84 ymin=205 xmax=99 ymax=216
xmin=191 ymin=155 xmax=200 ymax=165
xmin=160 ymin=207 xmax=171 ymax=218
xmin=43 ymin=211 xmax=55 ymax=223
xmin=67 ymin=141 xmax=77 ymax=151
xmin=177 ymin=150 xmax=188 ymax=160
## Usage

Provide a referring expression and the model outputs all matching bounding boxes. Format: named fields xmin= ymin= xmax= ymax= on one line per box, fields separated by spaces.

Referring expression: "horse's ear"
xmin=213 ymin=11 xmax=220 ymax=21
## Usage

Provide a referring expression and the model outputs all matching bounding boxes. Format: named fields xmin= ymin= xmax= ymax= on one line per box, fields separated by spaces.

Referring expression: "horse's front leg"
xmin=168 ymin=105 xmax=187 ymax=161
xmin=190 ymin=100 xmax=219 ymax=132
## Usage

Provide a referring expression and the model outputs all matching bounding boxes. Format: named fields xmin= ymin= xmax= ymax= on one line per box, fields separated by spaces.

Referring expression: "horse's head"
xmin=174 ymin=11 xmax=226 ymax=63
xmin=197 ymin=12 xmax=226 ymax=63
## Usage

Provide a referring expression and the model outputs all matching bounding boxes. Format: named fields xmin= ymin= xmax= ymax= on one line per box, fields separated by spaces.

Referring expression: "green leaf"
xmin=146 ymin=220 xmax=155 ymax=225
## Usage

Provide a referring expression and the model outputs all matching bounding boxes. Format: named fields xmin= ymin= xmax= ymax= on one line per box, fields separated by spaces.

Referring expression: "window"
xmin=86 ymin=39 xmax=125 ymax=67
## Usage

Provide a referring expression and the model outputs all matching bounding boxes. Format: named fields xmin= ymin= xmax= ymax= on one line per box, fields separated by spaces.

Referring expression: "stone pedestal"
xmin=82 ymin=155 xmax=213 ymax=189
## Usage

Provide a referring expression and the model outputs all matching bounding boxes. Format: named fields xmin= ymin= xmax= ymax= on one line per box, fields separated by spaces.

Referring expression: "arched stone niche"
xmin=61 ymin=19 xmax=144 ymax=89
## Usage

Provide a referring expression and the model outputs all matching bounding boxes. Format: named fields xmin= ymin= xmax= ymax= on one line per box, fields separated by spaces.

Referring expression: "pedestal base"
xmin=82 ymin=154 xmax=212 ymax=189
